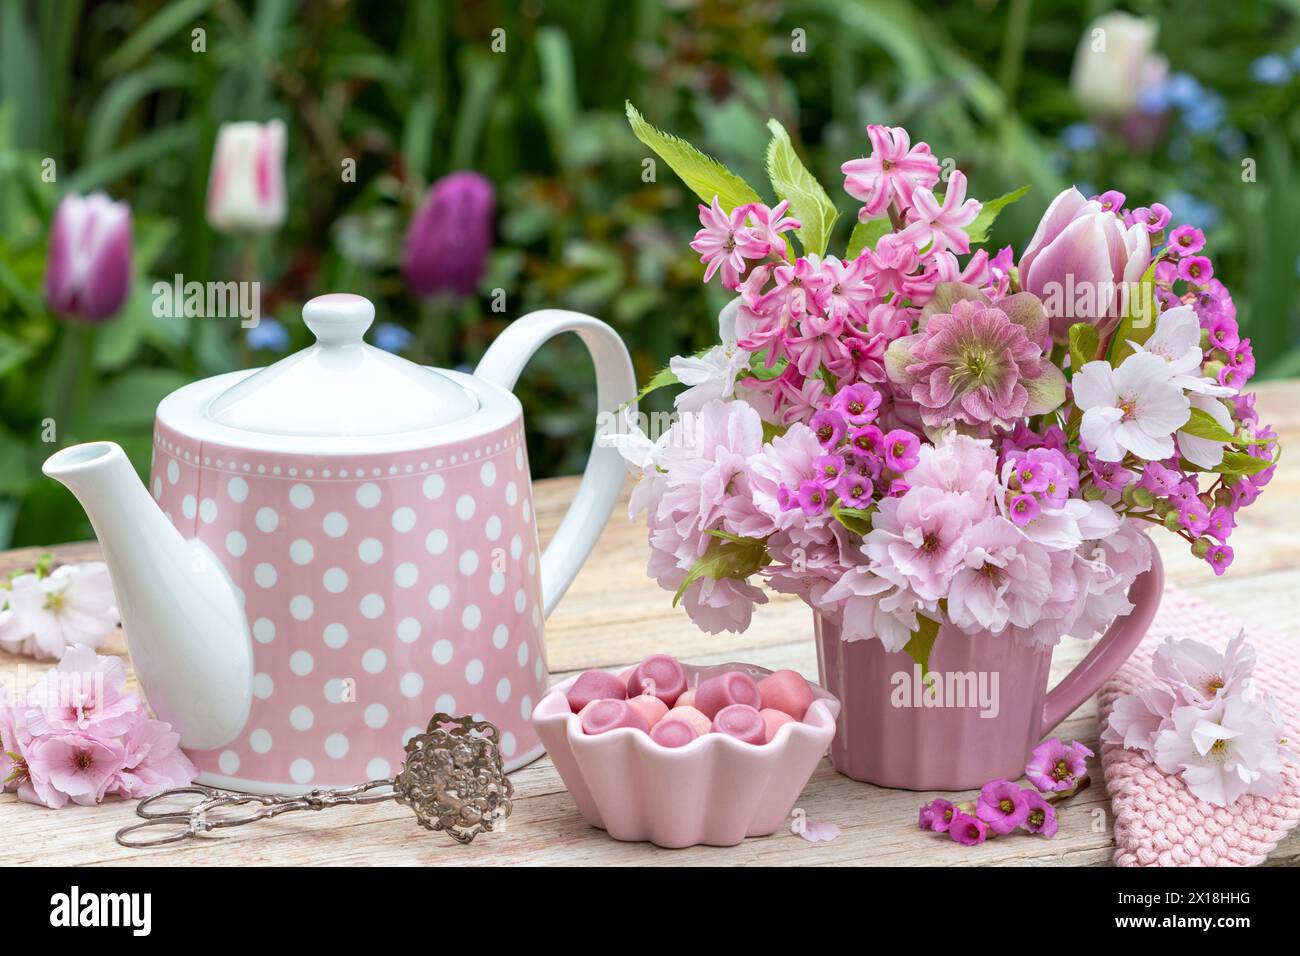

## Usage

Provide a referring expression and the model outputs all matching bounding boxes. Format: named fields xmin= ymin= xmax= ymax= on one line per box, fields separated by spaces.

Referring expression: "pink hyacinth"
xmin=897 ymin=170 xmax=983 ymax=256
xmin=690 ymin=197 xmax=770 ymax=289
xmin=840 ymin=125 xmax=941 ymax=220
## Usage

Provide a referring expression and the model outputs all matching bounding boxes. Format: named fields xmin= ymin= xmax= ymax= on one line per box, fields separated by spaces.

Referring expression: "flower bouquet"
xmin=614 ymin=104 xmax=1278 ymax=787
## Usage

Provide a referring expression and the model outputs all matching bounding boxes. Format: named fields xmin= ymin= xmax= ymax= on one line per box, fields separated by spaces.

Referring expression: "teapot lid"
xmin=205 ymin=294 xmax=479 ymax=437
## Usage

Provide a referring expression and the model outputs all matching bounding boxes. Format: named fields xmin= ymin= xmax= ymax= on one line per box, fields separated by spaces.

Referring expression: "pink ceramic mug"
xmin=815 ymin=550 xmax=1164 ymax=790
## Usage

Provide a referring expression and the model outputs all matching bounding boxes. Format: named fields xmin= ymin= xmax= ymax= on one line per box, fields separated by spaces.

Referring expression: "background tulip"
xmin=205 ymin=120 xmax=287 ymax=233
xmin=1018 ymin=187 xmax=1152 ymax=343
xmin=402 ymin=171 xmax=495 ymax=298
xmin=1070 ymin=12 xmax=1167 ymax=118
xmin=42 ymin=192 xmax=133 ymax=323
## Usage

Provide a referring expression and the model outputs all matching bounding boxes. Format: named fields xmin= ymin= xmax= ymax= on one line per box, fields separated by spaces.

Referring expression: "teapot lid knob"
xmin=303 ymin=293 xmax=374 ymax=346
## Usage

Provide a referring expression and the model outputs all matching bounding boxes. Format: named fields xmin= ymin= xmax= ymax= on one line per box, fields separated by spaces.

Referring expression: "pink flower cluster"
xmin=622 ymin=118 xmax=1277 ymax=653
xmin=918 ymin=737 xmax=1092 ymax=845
xmin=1102 ymin=632 xmax=1286 ymax=806
xmin=0 ymin=645 xmax=195 ymax=808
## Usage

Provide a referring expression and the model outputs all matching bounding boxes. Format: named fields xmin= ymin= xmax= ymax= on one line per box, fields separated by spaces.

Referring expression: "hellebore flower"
xmin=884 ymin=286 xmax=1066 ymax=434
xmin=1019 ymin=187 xmax=1152 ymax=342
xmin=403 ymin=171 xmax=496 ymax=298
xmin=43 ymin=193 xmax=133 ymax=323
xmin=205 ymin=120 xmax=287 ymax=233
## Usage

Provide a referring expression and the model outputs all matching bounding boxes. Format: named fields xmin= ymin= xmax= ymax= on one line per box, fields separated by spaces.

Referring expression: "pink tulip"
xmin=205 ymin=120 xmax=287 ymax=232
xmin=1018 ymin=187 xmax=1151 ymax=343
xmin=43 ymin=192 xmax=133 ymax=323
xmin=403 ymin=171 xmax=495 ymax=298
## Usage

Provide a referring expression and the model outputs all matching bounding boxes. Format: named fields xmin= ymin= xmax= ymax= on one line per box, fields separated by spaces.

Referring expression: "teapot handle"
xmin=475 ymin=310 xmax=636 ymax=617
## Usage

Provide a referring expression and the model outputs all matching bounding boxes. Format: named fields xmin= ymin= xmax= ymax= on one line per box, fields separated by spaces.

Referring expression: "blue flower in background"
xmin=373 ymin=322 xmax=413 ymax=354
xmin=1137 ymin=83 xmax=1171 ymax=114
xmin=246 ymin=317 xmax=289 ymax=352
xmin=1161 ymin=191 xmax=1219 ymax=231
xmin=1163 ymin=73 xmax=1204 ymax=110
xmin=1060 ymin=123 xmax=1099 ymax=152
xmin=1182 ymin=93 xmax=1225 ymax=134
xmin=1250 ymin=54 xmax=1292 ymax=85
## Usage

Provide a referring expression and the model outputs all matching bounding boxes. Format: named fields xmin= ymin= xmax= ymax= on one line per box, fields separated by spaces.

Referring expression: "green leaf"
xmin=965 ymin=186 xmax=1030 ymax=245
xmin=845 ymin=218 xmax=891 ymax=259
xmin=764 ymin=119 xmax=838 ymax=257
xmin=1180 ymin=406 xmax=1235 ymax=443
xmin=1067 ymin=322 xmax=1100 ymax=374
xmin=902 ymin=614 xmax=943 ymax=676
xmin=1217 ymin=450 xmax=1274 ymax=478
xmin=761 ymin=421 xmax=787 ymax=443
xmin=830 ymin=500 xmax=875 ymax=536
xmin=635 ymin=363 xmax=678 ymax=403
xmin=1106 ymin=258 xmax=1160 ymax=364
xmin=626 ymin=101 xmax=762 ymax=213
xmin=672 ymin=535 xmax=769 ymax=606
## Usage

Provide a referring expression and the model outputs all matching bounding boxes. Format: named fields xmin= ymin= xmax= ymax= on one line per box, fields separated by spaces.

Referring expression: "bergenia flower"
xmin=1168 ymin=224 xmax=1205 ymax=256
xmin=1025 ymin=738 xmax=1093 ymax=792
xmin=897 ymin=170 xmax=983 ymax=255
xmin=1073 ymin=352 xmax=1191 ymax=462
xmin=690 ymin=197 xmax=768 ymax=289
xmin=1153 ymin=696 xmax=1285 ymax=806
xmin=43 ymin=192 xmax=133 ymax=323
xmin=1021 ymin=791 xmax=1059 ymax=837
xmin=205 ymin=120 xmax=287 ymax=233
xmin=918 ymin=798 xmax=956 ymax=832
xmin=885 ymin=291 xmax=1066 ymax=434
xmin=948 ymin=811 xmax=990 ymax=846
xmin=840 ymin=124 xmax=941 ymax=220
xmin=976 ymin=779 xmax=1030 ymax=834
xmin=0 ymin=562 xmax=119 ymax=660
xmin=831 ymin=384 xmax=882 ymax=426
xmin=403 ymin=171 xmax=496 ymax=298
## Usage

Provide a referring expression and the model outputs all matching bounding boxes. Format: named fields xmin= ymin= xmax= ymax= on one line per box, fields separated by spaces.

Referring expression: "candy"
xmin=566 ymin=670 xmax=627 ymax=713
xmin=649 ymin=719 xmax=699 ymax=748
xmin=757 ymin=669 xmax=815 ymax=720
xmin=662 ymin=705 xmax=711 ymax=737
xmin=626 ymin=694 xmax=668 ymax=729
xmin=675 ymin=688 xmax=696 ymax=708
xmin=579 ymin=698 xmax=650 ymax=735
xmin=760 ymin=708 xmax=796 ymax=743
xmin=694 ymin=671 xmax=761 ymax=719
xmin=625 ymin=654 xmax=688 ymax=707
xmin=711 ymin=704 xmax=766 ymax=744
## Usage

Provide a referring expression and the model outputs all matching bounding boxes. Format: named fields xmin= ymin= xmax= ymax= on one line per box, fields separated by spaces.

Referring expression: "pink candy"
xmin=711 ymin=704 xmax=767 ymax=745
xmin=758 ymin=669 xmax=815 ymax=720
xmin=693 ymin=671 xmax=762 ymax=719
xmin=625 ymin=694 xmax=668 ymax=729
xmin=567 ymin=670 xmax=627 ymax=713
xmin=567 ymin=655 xmax=820 ymax=748
xmin=649 ymin=719 xmax=699 ymax=748
xmin=579 ymin=699 xmax=650 ymax=735
xmin=625 ymin=654 xmax=688 ymax=707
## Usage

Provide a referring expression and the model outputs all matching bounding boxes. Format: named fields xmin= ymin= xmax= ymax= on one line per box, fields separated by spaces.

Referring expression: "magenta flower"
xmin=821 ymin=255 xmax=875 ymax=323
xmin=1168 ymin=224 xmax=1205 ymax=256
xmin=885 ymin=290 xmax=1066 ymax=434
xmin=813 ymin=454 xmax=847 ymax=486
xmin=43 ymin=193 xmax=133 ymax=323
xmin=831 ymin=384 xmax=882 ymax=426
xmin=840 ymin=124 xmax=940 ymax=220
xmin=882 ymin=429 xmax=919 ymax=472
xmin=744 ymin=200 xmax=800 ymax=254
xmin=1021 ymin=791 xmax=1059 ymax=837
xmin=1009 ymin=493 xmax=1040 ymax=526
xmin=835 ymin=473 xmax=873 ymax=508
xmin=897 ymin=170 xmax=983 ymax=255
xmin=403 ymin=170 xmax=496 ymax=298
xmin=948 ymin=811 xmax=989 ymax=846
xmin=1025 ymin=738 xmax=1093 ymax=792
xmin=1132 ymin=204 xmax=1171 ymax=234
xmin=976 ymin=778 xmax=1031 ymax=834
xmin=810 ymin=409 xmax=847 ymax=447
xmin=1206 ymin=543 xmax=1234 ymax=575
xmin=691 ymin=197 xmax=768 ymax=289
xmin=918 ymin=798 xmax=957 ymax=832
xmin=796 ymin=479 xmax=829 ymax=516
xmin=1177 ymin=255 xmax=1213 ymax=284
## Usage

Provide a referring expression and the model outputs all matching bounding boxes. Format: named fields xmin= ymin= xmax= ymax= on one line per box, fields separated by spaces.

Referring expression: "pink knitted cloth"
xmin=1098 ymin=586 xmax=1300 ymax=866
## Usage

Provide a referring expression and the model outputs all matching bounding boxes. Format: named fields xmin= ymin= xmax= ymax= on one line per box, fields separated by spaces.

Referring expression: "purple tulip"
xmin=402 ymin=171 xmax=495 ymax=298
xmin=43 ymin=193 xmax=133 ymax=323
xmin=1019 ymin=187 xmax=1152 ymax=343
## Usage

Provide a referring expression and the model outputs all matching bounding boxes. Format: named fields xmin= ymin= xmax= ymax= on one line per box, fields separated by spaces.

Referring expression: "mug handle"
xmin=1039 ymin=545 xmax=1165 ymax=734
xmin=475 ymin=310 xmax=636 ymax=617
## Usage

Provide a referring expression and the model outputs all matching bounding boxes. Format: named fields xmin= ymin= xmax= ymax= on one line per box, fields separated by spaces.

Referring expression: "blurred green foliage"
xmin=0 ymin=0 xmax=1296 ymax=548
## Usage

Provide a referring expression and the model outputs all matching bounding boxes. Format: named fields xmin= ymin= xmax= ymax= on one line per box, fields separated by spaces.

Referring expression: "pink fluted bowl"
xmin=532 ymin=661 xmax=840 ymax=848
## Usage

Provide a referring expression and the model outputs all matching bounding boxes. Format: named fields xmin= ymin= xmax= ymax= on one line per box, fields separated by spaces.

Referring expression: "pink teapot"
xmin=43 ymin=293 xmax=635 ymax=792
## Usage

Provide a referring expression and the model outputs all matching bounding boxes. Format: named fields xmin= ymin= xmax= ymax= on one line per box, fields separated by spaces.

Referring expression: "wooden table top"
xmin=3 ymin=379 xmax=1298 ymax=867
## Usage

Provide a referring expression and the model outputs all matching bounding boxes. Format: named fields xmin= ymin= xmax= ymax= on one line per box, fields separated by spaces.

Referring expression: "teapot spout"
xmin=42 ymin=442 xmax=252 ymax=750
